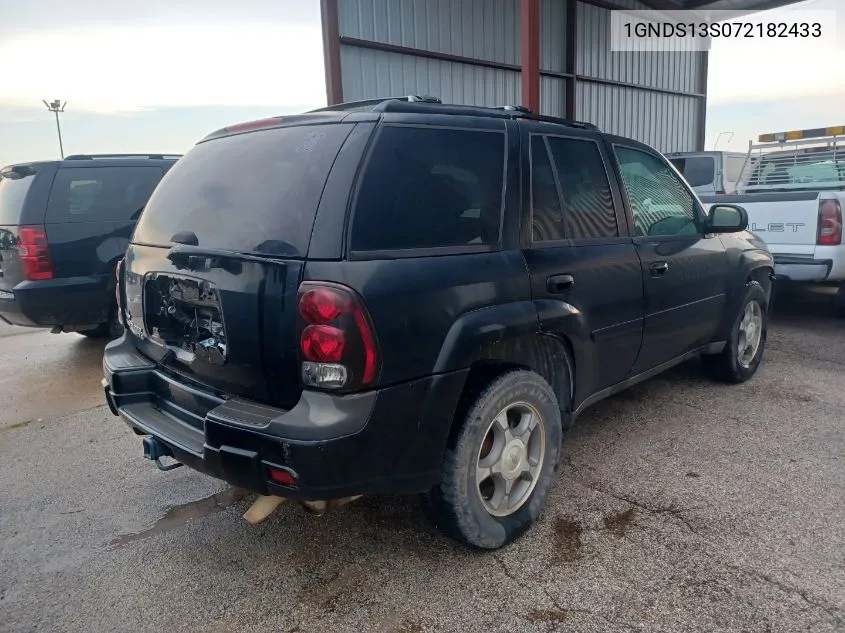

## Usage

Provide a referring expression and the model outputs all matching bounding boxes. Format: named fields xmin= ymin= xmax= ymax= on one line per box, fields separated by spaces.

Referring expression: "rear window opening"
xmin=0 ymin=167 xmax=38 ymax=225
xmin=132 ymin=123 xmax=355 ymax=258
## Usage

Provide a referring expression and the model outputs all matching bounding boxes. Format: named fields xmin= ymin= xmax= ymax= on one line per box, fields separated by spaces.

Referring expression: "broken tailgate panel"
xmin=124 ymin=243 xmax=305 ymax=410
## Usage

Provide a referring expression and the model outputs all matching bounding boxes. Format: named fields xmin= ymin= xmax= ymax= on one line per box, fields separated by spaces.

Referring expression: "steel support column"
xmin=565 ymin=0 xmax=578 ymax=119
xmin=521 ymin=0 xmax=540 ymax=112
xmin=320 ymin=0 xmax=344 ymax=105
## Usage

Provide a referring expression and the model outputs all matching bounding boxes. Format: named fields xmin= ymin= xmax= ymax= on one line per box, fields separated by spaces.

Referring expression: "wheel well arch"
xmin=445 ymin=332 xmax=575 ymax=445
xmin=747 ymin=265 xmax=774 ymax=301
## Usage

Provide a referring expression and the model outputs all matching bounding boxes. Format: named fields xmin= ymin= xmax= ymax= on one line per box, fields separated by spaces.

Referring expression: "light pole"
xmin=42 ymin=99 xmax=67 ymax=159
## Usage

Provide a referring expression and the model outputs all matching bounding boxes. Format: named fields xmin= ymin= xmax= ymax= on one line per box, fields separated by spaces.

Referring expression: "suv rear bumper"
xmin=103 ymin=335 xmax=467 ymax=500
xmin=0 ymin=275 xmax=111 ymax=328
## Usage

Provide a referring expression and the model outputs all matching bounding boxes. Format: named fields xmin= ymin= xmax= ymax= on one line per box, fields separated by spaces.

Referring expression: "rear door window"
xmin=132 ymin=124 xmax=353 ymax=257
xmin=530 ymin=137 xmax=565 ymax=242
xmin=350 ymin=125 xmax=506 ymax=252
xmin=546 ymin=137 xmax=618 ymax=240
xmin=46 ymin=166 xmax=164 ymax=223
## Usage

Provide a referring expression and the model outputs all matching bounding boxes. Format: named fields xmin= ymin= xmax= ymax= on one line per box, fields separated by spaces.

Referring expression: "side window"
xmin=547 ymin=137 xmax=618 ymax=240
xmin=673 ymin=156 xmax=715 ymax=188
xmin=614 ymin=146 xmax=698 ymax=237
xmin=46 ymin=166 xmax=164 ymax=224
xmin=723 ymin=155 xmax=747 ymax=183
xmin=350 ymin=126 xmax=505 ymax=251
xmin=530 ymin=137 xmax=565 ymax=242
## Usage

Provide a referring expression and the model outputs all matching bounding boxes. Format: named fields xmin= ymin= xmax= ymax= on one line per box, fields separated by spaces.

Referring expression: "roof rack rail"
xmin=378 ymin=98 xmax=602 ymax=131
xmin=307 ymin=95 xmax=443 ymax=113
xmin=63 ymin=153 xmax=182 ymax=160
xmin=306 ymin=96 xmax=601 ymax=132
xmin=493 ymin=105 xmax=533 ymax=113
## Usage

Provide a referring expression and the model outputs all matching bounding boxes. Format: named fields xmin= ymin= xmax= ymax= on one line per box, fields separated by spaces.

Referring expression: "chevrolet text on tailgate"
xmin=103 ymin=96 xmax=774 ymax=549
xmin=696 ymin=126 xmax=845 ymax=314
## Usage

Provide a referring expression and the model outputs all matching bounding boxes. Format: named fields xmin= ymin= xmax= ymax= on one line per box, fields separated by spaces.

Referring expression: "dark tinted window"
xmin=46 ymin=166 xmax=163 ymax=223
xmin=133 ymin=124 xmax=353 ymax=257
xmin=350 ymin=125 xmax=505 ymax=251
xmin=668 ymin=156 xmax=715 ymax=188
xmin=547 ymin=137 xmax=618 ymax=240
xmin=0 ymin=169 xmax=37 ymax=225
xmin=530 ymin=137 xmax=565 ymax=242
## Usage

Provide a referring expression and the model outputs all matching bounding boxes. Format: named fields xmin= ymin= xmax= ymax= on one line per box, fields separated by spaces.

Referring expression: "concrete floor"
xmin=1 ymin=288 xmax=843 ymax=633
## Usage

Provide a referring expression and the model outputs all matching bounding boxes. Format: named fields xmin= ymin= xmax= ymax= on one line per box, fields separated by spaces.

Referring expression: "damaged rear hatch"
xmin=123 ymin=120 xmax=356 ymax=410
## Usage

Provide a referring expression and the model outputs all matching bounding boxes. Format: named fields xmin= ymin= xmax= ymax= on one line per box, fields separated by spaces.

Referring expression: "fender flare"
xmin=433 ymin=300 xmax=575 ymax=415
xmin=718 ymin=252 xmax=773 ymax=340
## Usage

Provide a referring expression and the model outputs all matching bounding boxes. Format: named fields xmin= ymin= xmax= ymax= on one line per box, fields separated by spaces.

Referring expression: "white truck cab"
xmin=694 ymin=126 xmax=845 ymax=308
xmin=666 ymin=150 xmax=751 ymax=196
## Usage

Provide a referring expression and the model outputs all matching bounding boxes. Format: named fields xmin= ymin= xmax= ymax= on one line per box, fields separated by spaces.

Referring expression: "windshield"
xmin=0 ymin=168 xmax=37 ymax=225
xmin=668 ymin=156 xmax=715 ymax=188
xmin=132 ymin=123 xmax=353 ymax=257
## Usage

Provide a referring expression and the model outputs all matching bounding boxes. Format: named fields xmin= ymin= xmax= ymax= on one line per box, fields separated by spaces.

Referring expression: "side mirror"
xmin=706 ymin=204 xmax=748 ymax=233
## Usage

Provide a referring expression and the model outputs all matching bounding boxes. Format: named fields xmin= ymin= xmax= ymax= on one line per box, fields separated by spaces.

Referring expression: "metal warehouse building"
xmin=320 ymin=0 xmax=798 ymax=152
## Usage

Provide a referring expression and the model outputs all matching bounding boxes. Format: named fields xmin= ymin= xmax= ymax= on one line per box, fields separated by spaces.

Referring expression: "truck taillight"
xmin=115 ymin=258 xmax=125 ymax=324
xmin=297 ymin=282 xmax=379 ymax=391
xmin=817 ymin=199 xmax=842 ymax=246
xmin=17 ymin=226 xmax=53 ymax=280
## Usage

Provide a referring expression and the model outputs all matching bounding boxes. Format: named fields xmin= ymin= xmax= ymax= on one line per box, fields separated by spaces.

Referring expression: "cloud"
xmin=0 ymin=23 xmax=327 ymax=113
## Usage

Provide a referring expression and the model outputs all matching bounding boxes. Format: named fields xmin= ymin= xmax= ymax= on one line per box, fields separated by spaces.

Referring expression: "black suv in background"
xmin=103 ymin=98 xmax=773 ymax=549
xmin=0 ymin=154 xmax=179 ymax=337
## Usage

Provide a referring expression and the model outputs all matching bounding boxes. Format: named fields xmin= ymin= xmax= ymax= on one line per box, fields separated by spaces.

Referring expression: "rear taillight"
xmin=17 ymin=226 xmax=53 ymax=280
xmin=115 ymin=258 xmax=125 ymax=324
xmin=818 ymin=199 xmax=842 ymax=246
xmin=297 ymin=282 xmax=379 ymax=391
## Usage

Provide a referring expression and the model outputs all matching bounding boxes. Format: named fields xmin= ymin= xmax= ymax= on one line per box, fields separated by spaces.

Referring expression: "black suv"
xmin=0 ymin=154 xmax=179 ymax=336
xmin=102 ymin=98 xmax=773 ymax=549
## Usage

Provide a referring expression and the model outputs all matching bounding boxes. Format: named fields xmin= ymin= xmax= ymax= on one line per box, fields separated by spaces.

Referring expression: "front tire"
xmin=427 ymin=370 xmax=563 ymax=549
xmin=702 ymin=280 xmax=768 ymax=383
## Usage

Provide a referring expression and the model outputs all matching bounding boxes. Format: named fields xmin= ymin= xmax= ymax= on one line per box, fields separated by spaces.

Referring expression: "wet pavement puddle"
xmin=107 ymin=487 xmax=251 ymax=549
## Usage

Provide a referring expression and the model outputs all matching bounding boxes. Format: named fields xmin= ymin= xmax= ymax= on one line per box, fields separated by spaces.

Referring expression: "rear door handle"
xmin=547 ymin=274 xmax=575 ymax=294
xmin=649 ymin=261 xmax=669 ymax=277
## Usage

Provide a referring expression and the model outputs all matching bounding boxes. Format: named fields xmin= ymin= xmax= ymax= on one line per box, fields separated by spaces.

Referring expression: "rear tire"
xmin=427 ymin=370 xmax=563 ymax=549
xmin=702 ymin=281 xmax=768 ymax=383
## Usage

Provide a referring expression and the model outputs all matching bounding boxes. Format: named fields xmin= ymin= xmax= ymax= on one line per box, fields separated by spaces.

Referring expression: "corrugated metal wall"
xmin=338 ymin=0 xmax=522 ymax=108
xmin=576 ymin=2 xmax=703 ymax=94
xmin=341 ymin=46 xmax=520 ymax=108
xmin=334 ymin=0 xmax=705 ymax=152
xmin=577 ymin=83 xmax=699 ymax=152
xmin=573 ymin=1 xmax=704 ymax=151
xmin=338 ymin=0 xmax=519 ymax=64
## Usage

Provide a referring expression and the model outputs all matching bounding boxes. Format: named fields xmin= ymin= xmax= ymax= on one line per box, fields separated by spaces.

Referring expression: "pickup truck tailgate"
xmin=701 ymin=191 xmax=821 ymax=250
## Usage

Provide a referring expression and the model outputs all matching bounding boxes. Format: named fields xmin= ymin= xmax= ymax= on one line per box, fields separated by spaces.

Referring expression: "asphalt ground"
xmin=1 ymin=286 xmax=843 ymax=633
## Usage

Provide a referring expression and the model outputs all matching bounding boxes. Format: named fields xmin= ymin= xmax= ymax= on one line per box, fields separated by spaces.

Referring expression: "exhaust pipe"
xmin=243 ymin=495 xmax=286 ymax=525
xmin=242 ymin=495 xmax=363 ymax=525
xmin=300 ymin=496 xmax=362 ymax=516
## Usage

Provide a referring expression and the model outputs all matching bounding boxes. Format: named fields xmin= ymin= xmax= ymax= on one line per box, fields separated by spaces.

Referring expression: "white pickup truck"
xmin=686 ymin=126 xmax=845 ymax=308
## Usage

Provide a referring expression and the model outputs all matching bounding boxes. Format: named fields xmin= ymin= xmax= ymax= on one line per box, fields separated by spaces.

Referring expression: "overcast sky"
xmin=0 ymin=0 xmax=842 ymax=165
